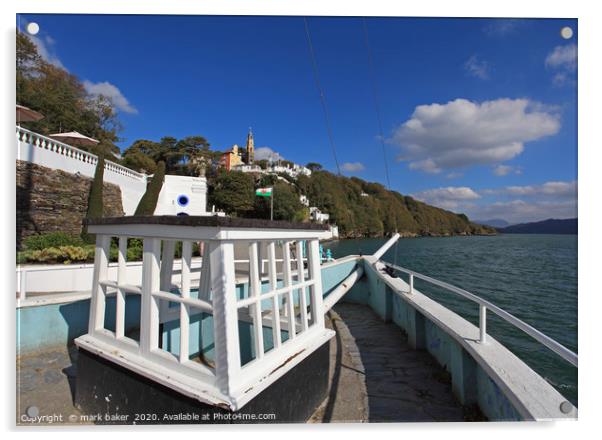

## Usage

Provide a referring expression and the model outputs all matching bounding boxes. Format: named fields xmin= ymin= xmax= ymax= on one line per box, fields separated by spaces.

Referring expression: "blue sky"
xmin=17 ymin=14 xmax=577 ymax=223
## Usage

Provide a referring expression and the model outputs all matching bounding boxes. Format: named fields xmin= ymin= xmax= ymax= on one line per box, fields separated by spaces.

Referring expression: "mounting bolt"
xmin=560 ymin=401 xmax=573 ymax=414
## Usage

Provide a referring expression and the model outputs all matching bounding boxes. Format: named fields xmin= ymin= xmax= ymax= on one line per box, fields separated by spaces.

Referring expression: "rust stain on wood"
xmin=269 ymin=349 xmax=306 ymax=376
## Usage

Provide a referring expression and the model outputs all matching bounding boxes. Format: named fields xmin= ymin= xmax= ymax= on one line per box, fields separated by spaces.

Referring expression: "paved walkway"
xmin=17 ymin=345 xmax=84 ymax=425
xmin=312 ymin=302 xmax=469 ymax=423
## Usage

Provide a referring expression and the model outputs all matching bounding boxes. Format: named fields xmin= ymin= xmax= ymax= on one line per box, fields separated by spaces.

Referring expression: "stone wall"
xmin=17 ymin=160 xmax=125 ymax=248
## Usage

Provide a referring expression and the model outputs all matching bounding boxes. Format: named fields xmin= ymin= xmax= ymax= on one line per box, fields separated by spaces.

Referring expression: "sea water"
xmin=323 ymin=234 xmax=578 ymax=405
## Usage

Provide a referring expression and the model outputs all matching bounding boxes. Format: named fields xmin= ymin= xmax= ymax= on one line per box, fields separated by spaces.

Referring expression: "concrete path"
xmin=312 ymin=302 xmax=470 ymax=423
xmin=17 ymin=345 xmax=84 ymax=425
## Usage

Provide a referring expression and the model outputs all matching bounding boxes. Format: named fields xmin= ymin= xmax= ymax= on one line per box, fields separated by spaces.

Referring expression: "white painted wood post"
xmin=267 ymin=241 xmax=282 ymax=349
xmin=159 ymin=240 xmax=176 ymax=321
xmin=281 ymin=241 xmax=296 ymax=339
xmin=249 ymin=242 xmax=264 ymax=359
xmin=296 ymin=241 xmax=309 ymax=331
xmin=307 ymin=239 xmax=325 ymax=328
xmin=409 ymin=273 xmax=414 ymax=295
xmin=160 ymin=240 xmax=176 ymax=291
xmin=88 ymin=234 xmax=110 ymax=333
xmin=141 ymin=238 xmax=161 ymax=355
xmin=179 ymin=241 xmax=192 ymax=363
xmin=199 ymin=242 xmax=212 ymax=302
xmin=115 ymin=236 xmax=127 ymax=338
xmin=18 ymin=269 xmax=27 ymax=301
xmin=210 ymin=240 xmax=241 ymax=393
xmin=479 ymin=305 xmax=487 ymax=344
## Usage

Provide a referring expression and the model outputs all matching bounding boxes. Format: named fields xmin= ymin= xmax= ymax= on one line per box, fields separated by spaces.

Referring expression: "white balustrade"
xmin=75 ymin=216 xmax=333 ymax=410
xmin=16 ymin=126 xmax=146 ymax=181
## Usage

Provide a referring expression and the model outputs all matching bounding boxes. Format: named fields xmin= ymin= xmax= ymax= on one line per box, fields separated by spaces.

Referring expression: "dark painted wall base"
xmin=74 ymin=342 xmax=330 ymax=424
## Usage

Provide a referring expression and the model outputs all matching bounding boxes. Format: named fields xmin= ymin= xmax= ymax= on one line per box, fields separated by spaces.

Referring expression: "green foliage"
xmin=291 ymin=170 xmax=494 ymax=238
xmin=255 ymin=159 xmax=269 ymax=170
xmin=23 ymin=232 xmax=85 ymax=250
xmin=18 ymin=245 xmax=96 ymax=265
xmin=16 ymin=32 xmax=121 ymax=157
xmin=81 ymin=156 xmax=105 ymax=243
xmin=134 ymin=161 xmax=166 ymax=215
xmin=254 ymin=182 xmax=305 ymax=221
xmin=122 ymin=150 xmax=158 ymax=174
xmin=306 ymin=162 xmax=323 ymax=172
xmin=123 ymin=135 xmax=220 ymax=175
xmin=208 ymin=170 xmax=256 ymax=215
xmin=87 ymin=156 xmax=105 ymax=219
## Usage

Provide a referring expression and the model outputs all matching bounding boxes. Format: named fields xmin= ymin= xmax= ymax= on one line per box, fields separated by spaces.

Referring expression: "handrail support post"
xmin=479 ymin=305 xmax=487 ymax=344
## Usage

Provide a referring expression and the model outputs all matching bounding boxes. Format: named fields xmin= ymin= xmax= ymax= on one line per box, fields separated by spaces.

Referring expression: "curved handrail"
xmin=383 ymin=262 xmax=578 ymax=367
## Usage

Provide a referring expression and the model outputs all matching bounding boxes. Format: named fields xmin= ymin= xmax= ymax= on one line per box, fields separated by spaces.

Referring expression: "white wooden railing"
xmin=384 ymin=262 xmax=578 ymax=367
xmin=75 ymin=217 xmax=332 ymax=410
xmin=16 ymin=126 xmax=146 ymax=181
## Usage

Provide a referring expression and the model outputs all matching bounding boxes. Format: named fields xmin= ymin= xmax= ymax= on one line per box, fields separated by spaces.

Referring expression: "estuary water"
xmin=323 ymin=234 xmax=578 ymax=405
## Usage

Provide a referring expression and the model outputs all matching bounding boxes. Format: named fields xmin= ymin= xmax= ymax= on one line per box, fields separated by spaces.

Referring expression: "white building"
xmin=270 ymin=164 xmax=312 ymax=178
xmin=154 ymin=175 xmax=209 ymax=216
xmin=232 ymin=164 xmax=264 ymax=174
xmin=309 ymin=206 xmax=330 ymax=223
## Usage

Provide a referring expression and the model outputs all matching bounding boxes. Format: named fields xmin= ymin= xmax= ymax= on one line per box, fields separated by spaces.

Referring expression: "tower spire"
xmin=246 ymin=127 xmax=254 ymax=164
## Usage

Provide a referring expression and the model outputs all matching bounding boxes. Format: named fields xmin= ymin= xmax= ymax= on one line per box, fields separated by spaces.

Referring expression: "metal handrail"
xmin=383 ymin=262 xmax=578 ymax=368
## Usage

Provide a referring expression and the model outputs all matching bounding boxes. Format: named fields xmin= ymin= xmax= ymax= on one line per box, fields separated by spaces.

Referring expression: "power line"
xmin=303 ymin=17 xmax=341 ymax=176
xmin=362 ymin=18 xmax=391 ymax=190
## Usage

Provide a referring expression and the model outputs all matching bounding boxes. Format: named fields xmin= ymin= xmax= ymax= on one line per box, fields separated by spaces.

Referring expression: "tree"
xmin=208 ymin=171 xmax=255 ymax=216
xmin=17 ymin=32 xmax=121 ymax=157
xmin=255 ymin=159 xmax=269 ymax=170
xmin=81 ymin=156 xmax=105 ymax=243
xmin=122 ymin=150 xmax=158 ymax=174
xmin=122 ymin=135 xmax=221 ymax=176
xmin=254 ymin=182 xmax=306 ymax=222
xmin=306 ymin=162 xmax=323 ymax=172
xmin=134 ymin=161 xmax=166 ymax=215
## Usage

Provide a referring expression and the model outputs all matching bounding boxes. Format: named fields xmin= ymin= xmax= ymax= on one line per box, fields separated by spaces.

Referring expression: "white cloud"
xmin=545 ymin=44 xmax=577 ymax=87
xmin=254 ymin=147 xmax=284 ymax=161
xmin=341 ymin=162 xmax=365 ymax=172
xmin=408 ymin=158 xmax=441 ymax=174
xmin=483 ymin=19 xmax=525 ymax=36
xmin=464 ymin=55 xmax=490 ymax=80
xmin=464 ymin=199 xmax=577 ymax=224
xmin=492 ymin=164 xmax=522 ymax=176
xmin=412 ymin=186 xmax=480 ymax=210
xmin=392 ymin=98 xmax=561 ymax=173
xmin=501 ymin=180 xmax=577 ymax=198
xmin=446 ymin=172 xmax=463 ymax=179
xmin=83 ymin=80 xmax=138 ymax=114
xmin=29 ymin=34 xmax=66 ymax=70
xmin=493 ymin=165 xmax=512 ymax=176
xmin=413 ymin=180 xmax=577 ymax=223
xmin=545 ymin=44 xmax=577 ymax=70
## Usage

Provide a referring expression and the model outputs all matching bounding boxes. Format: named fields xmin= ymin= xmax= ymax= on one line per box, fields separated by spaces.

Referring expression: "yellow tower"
xmin=245 ymin=127 xmax=254 ymax=164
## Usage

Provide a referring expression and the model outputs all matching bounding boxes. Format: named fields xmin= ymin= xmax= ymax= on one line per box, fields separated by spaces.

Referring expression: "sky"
xmin=16 ymin=14 xmax=578 ymax=224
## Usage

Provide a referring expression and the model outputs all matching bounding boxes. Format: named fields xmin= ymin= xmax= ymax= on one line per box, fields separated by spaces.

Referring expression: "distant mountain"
xmin=498 ymin=218 xmax=577 ymax=235
xmin=474 ymin=218 xmax=511 ymax=228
